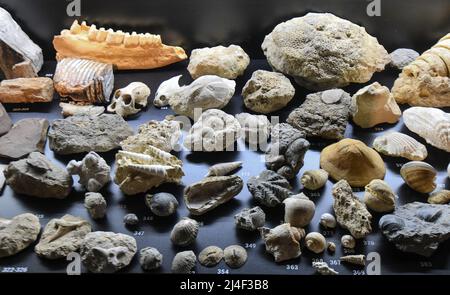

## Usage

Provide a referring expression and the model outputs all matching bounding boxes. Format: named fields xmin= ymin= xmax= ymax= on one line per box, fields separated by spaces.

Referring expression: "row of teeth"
xmin=63 ymin=20 xmax=162 ymax=47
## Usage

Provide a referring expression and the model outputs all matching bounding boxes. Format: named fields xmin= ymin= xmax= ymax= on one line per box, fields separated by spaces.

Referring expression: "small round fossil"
xmin=341 ymin=235 xmax=356 ymax=249
xmin=198 ymin=246 xmax=224 ymax=267
xmin=123 ymin=213 xmax=139 ymax=226
xmin=224 ymin=245 xmax=247 ymax=268
xmin=170 ymin=217 xmax=199 ymax=247
xmin=139 ymin=247 xmax=163 ymax=271
xmin=145 ymin=192 xmax=179 ymax=217
xmin=171 ymin=250 xmax=196 ymax=274
xmin=319 ymin=213 xmax=337 ymax=229
xmin=305 ymin=232 xmax=326 ymax=254
xmin=327 ymin=242 xmax=336 ymax=253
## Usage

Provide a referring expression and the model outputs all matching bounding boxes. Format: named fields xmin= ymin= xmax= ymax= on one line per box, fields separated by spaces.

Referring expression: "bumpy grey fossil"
xmin=206 ymin=161 xmax=243 ymax=177
xmin=139 ymin=247 xmax=163 ymax=271
xmin=198 ymin=246 xmax=224 ymax=267
xmin=0 ymin=213 xmax=41 ymax=258
xmin=234 ymin=206 xmax=266 ymax=231
xmin=247 ymin=170 xmax=293 ymax=207
xmin=379 ymin=202 xmax=450 ymax=257
xmin=67 ymin=152 xmax=111 ymax=192
xmin=224 ymin=245 xmax=247 ymax=269
xmin=260 ymin=223 xmax=304 ymax=262
xmin=4 ymin=152 xmax=73 ymax=199
xmin=265 ymin=123 xmax=310 ymax=179
xmin=312 ymin=261 xmax=339 ymax=275
xmin=287 ymin=89 xmax=352 ymax=140
xmin=236 ymin=112 xmax=271 ymax=149
xmin=80 ymin=231 xmax=137 ymax=273
xmin=145 ymin=192 xmax=179 ymax=217
xmin=171 ymin=250 xmax=196 ymax=273
xmin=48 ymin=114 xmax=134 ymax=155
xmin=389 ymin=48 xmax=419 ymax=70
xmin=35 ymin=214 xmax=91 ymax=259
xmin=0 ymin=103 xmax=12 ymax=136
xmin=123 ymin=214 xmax=139 ymax=226
xmin=84 ymin=192 xmax=107 ymax=219
xmin=170 ymin=217 xmax=200 ymax=247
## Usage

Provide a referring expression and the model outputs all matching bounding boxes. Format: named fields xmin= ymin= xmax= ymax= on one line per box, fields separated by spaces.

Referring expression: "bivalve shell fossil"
xmin=364 ymin=179 xmax=396 ymax=213
xmin=305 ymin=232 xmax=327 ymax=254
xmin=171 ymin=251 xmax=196 ymax=274
xmin=301 ymin=169 xmax=329 ymax=190
xmin=373 ymin=132 xmax=428 ymax=161
xmin=170 ymin=217 xmax=200 ymax=247
xmin=400 ymin=161 xmax=437 ymax=193
xmin=428 ymin=190 xmax=450 ymax=204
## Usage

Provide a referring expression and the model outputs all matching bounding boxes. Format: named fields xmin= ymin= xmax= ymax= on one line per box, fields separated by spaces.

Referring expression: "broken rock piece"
xmin=60 ymin=102 xmax=105 ymax=117
xmin=389 ymin=48 xmax=419 ymax=70
xmin=0 ymin=78 xmax=54 ymax=103
xmin=0 ymin=102 xmax=12 ymax=135
xmin=0 ymin=213 xmax=41 ymax=258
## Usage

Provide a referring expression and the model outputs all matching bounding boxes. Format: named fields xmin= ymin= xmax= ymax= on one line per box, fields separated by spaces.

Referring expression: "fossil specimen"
xmin=390 ymin=48 xmax=419 ymax=70
xmin=5 ymin=152 xmax=73 ymax=199
xmin=287 ymin=89 xmax=352 ymax=140
xmin=198 ymin=246 xmax=223 ymax=267
xmin=301 ymin=169 xmax=329 ymax=190
xmin=242 ymin=70 xmax=295 ymax=114
xmin=0 ymin=164 xmax=6 ymax=192
xmin=392 ymin=33 xmax=450 ymax=107
xmin=84 ymin=192 xmax=107 ymax=219
xmin=351 ymin=82 xmax=401 ymax=128
xmin=0 ymin=7 xmax=43 ymax=79
xmin=60 ymin=102 xmax=105 ymax=117
xmin=0 ymin=103 xmax=12 ymax=136
xmin=170 ymin=217 xmax=200 ymax=246
xmin=341 ymin=235 xmax=356 ymax=249
xmin=265 ymin=123 xmax=310 ymax=179
xmin=80 ymin=231 xmax=137 ymax=273
xmin=49 ymin=114 xmax=134 ymax=155
xmin=121 ymin=119 xmax=181 ymax=153
xmin=260 ymin=223 xmax=304 ymax=262
xmin=372 ymin=132 xmax=428 ymax=161
xmin=340 ymin=255 xmax=366 ymax=266
xmin=224 ymin=245 xmax=247 ymax=268
xmin=114 ymin=147 xmax=184 ymax=195
xmin=247 ymin=170 xmax=293 ymax=207
xmin=67 ymin=152 xmax=111 ymax=192
xmin=108 ymin=82 xmax=151 ymax=118
xmin=206 ymin=161 xmax=243 ymax=177
xmin=234 ymin=206 xmax=266 ymax=231
xmin=145 ymin=192 xmax=179 ymax=217
xmin=171 ymin=250 xmax=196 ymax=273
xmin=320 ymin=213 xmax=337 ymax=229
xmin=312 ymin=261 xmax=339 ymax=275
xmin=332 ymin=180 xmax=372 ymax=239
xmin=403 ymin=107 xmax=450 ymax=152
xmin=54 ymin=20 xmax=187 ymax=70
xmin=139 ymin=247 xmax=163 ymax=271
xmin=283 ymin=194 xmax=316 ymax=228
xmin=0 ymin=213 xmax=41 ymax=258
xmin=0 ymin=118 xmax=49 ymax=159
xmin=0 ymin=77 xmax=53 ymax=103
xmin=123 ymin=214 xmax=139 ymax=226
xmin=188 ymin=45 xmax=250 ymax=79
xmin=364 ymin=179 xmax=396 ymax=213
xmin=184 ymin=109 xmax=241 ymax=152
xmin=400 ymin=161 xmax=437 ymax=194
xmin=428 ymin=190 xmax=450 ymax=204
xmin=184 ymin=175 xmax=243 ymax=215
xmin=35 ymin=215 xmax=91 ymax=259
xmin=235 ymin=112 xmax=271 ymax=148
xmin=327 ymin=242 xmax=336 ymax=253
xmin=262 ymin=13 xmax=389 ymax=90
xmin=153 ymin=75 xmax=181 ymax=107
xmin=305 ymin=232 xmax=327 ymax=254
xmin=320 ymin=138 xmax=386 ymax=187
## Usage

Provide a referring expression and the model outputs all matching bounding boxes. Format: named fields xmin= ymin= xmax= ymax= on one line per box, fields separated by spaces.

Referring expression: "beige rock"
xmin=59 ymin=102 xmax=105 ymax=117
xmin=260 ymin=223 xmax=304 ymax=262
xmin=0 ymin=78 xmax=54 ymax=103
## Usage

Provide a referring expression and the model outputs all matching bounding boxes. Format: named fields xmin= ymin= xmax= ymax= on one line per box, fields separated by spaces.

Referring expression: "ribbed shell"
xmin=171 ymin=251 xmax=196 ymax=274
xmin=400 ymin=161 xmax=437 ymax=193
xmin=170 ymin=217 xmax=199 ymax=247
xmin=373 ymin=132 xmax=428 ymax=161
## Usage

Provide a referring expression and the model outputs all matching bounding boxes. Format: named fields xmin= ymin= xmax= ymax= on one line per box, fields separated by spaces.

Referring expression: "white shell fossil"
xmin=236 ymin=112 xmax=271 ymax=149
xmin=170 ymin=217 xmax=200 ymax=247
xmin=373 ymin=132 xmax=428 ymax=161
xmin=428 ymin=190 xmax=450 ymax=204
xmin=171 ymin=250 xmax=196 ymax=274
xmin=198 ymin=246 xmax=223 ymax=267
xmin=224 ymin=245 xmax=247 ymax=269
xmin=247 ymin=170 xmax=293 ymax=207
xmin=403 ymin=107 xmax=450 ymax=152
xmin=305 ymin=232 xmax=327 ymax=254
xmin=107 ymin=82 xmax=151 ymax=118
xmin=340 ymin=254 xmax=366 ymax=266
xmin=341 ymin=235 xmax=356 ymax=249
xmin=364 ymin=179 xmax=396 ymax=213
xmin=320 ymin=213 xmax=337 ymax=229
xmin=205 ymin=161 xmax=243 ymax=177
xmin=283 ymin=194 xmax=316 ymax=228
xmin=312 ymin=261 xmax=339 ymax=275
xmin=400 ymin=161 xmax=437 ymax=194
xmin=67 ymin=152 xmax=111 ymax=192
xmin=301 ymin=169 xmax=329 ymax=190
xmin=234 ymin=206 xmax=266 ymax=231
xmin=260 ymin=223 xmax=304 ymax=262
xmin=145 ymin=192 xmax=179 ymax=217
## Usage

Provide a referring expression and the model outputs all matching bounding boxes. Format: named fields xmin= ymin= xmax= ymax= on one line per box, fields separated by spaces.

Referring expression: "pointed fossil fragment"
xmin=312 ymin=261 xmax=339 ymax=275
xmin=260 ymin=223 xmax=304 ymax=262
xmin=234 ymin=206 xmax=266 ymax=231
xmin=0 ymin=103 xmax=12 ymax=136
xmin=428 ymin=190 xmax=450 ymax=204
xmin=247 ymin=170 xmax=292 ymax=207
xmin=171 ymin=250 xmax=196 ymax=273
xmin=108 ymin=82 xmax=151 ymax=118
xmin=301 ymin=169 xmax=328 ymax=190
xmin=60 ymin=102 xmax=105 ymax=117
xmin=364 ymin=179 xmax=396 ymax=213
xmin=0 ymin=213 xmax=41 ymax=258
xmin=224 ymin=245 xmax=247 ymax=268
xmin=170 ymin=217 xmax=199 ymax=247
xmin=206 ymin=161 xmax=243 ymax=177
xmin=84 ymin=192 xmax=107 ymax=219
xmin=198 ymin=246 xmax=223 ymax=267
xmin=400 ymin=161 xmax=437 ymax=194
xmin=67 ymin=152 xmax=111 ymax=192
xmin=139 ymin=247 xmax=163 ymax=271
xmin=283 ymin=194 xmax=316 ymax=228
xmin=340 ymin=254 xmax=366 ymax=266
xmin=373 ymin=132 xmax=428 ymax=161
xmin=145 ymin=193 xmax=179 ymax=217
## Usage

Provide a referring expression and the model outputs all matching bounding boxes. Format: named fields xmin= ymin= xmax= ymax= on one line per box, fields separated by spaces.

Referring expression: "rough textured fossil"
xmin=67 ymin=152 xmax=111 ymax=192
xmin=0 ymin=213 xmax=41 ymax=258
xmin=351 ymin=82 xmax=401 ymax=128
xmin=312 ymin=261 xmax=338 ymax=275
xmin=123 ymin=214 xmax=139 ymax=226
xmin=332 ymin=180 xmax=372 ymax=239
xmin=108 ymin=82 xmax=151 ymax=118
xmin=364 ymin=179 xmax=396 ymax=213
xmin=0 ymin=77 xmax=54 ymax=103
xmin=198 ymin=246 xmax=223 ymax=267
xmin=287 ymin=89 xmax=352 ymax=140
xmin=0 ymin=103 xmax=12 ymax=136
xmin=59 ymin=102 xmax=105 ymax=117
xmin=4 ymin=152 xmax=73 ymax=199
xmin=35 ymin=215 xmax=91 ymax=259
xmin=320 ymin=213 xmax=337 ymax=229
xmin=0 ymin=7 xmax=43 ymax=79
xmin=84 ymin=192 xmax=107 ymax=219
xmin=184 ymin=109 xmax=241 ymax=152
xmin=184 ymin=175 xmax=243 ymax=215
xmin=247 ymin=170 xmax=293 ymax=207
xmin=171 ymin=250 xmax=196 ymax=274
xmin=340 ymin=255 xmax=366 ymax=266
xmin=80 ymin=231 xmax=137 ymax=273
xmin=403 ymin=107 xmax=450 ymax=152
xmin=301 ymin=169 xmax=329 ymax=190
xmin=260 ymin=223 xmax=304 ymax=262
xmin=234 ymin=206 xmax=266 ymax=231
xmin=265 ymin=123 xmax=310 ymax=179
xmin=392 ymin=33 xmax=450 ymax=107
xmin=170 ymin=217 xmax=199 ymax=246
xmin=262 ymin=13 xmax=389 ymax=90
xmin=283 ymin=194 xmax=316 ymax=228
xmin=0 ymin=118 xmax=49 ymax=159
xmin=305 ymin=232 xmax=327 ymax=254
xmin=400 ymin=161 xmax=437 ymax=194
xmin=139 ymin=247 xmax=163 ymax=271
xmin=341 ymin=235 xmax=356 ymax=249
xmin=236 ymin=112 xmax=271 ymax=148
xmin=320 ymin=138 xmax=386 ymax=187
xmin=114 ymin=147 xmax=184 ymax=195
xmin=390 ymin=48 xmax=419 ymax=70
xmin=188 ymin=45 xmax=250 ymax=79
xmin=49 ymin=114 xmax=134 ymax=155
xmin=372 ymin=132 xmax=428 ymax=161
xmin=54 ymin=58 xmax=113 ymax=104
xmin=206 ymin=161 xmax=242 ymax=177
xmin=224 ymin=245 xmax=247 ymax=268
xmin=53 ymin=20 xmax=187 ymax=70
xmin=145 ymin=192 xmax=179 ymax=217
xmin=428 ymin=190 xmax=450 ymax=205
xmin=242 ymin=70 xmax=295 ymax=114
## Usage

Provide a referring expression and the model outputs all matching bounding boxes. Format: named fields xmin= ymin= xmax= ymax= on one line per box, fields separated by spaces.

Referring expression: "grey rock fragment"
xmin=0 ymin=102 xmax=12 ymax=136
xmin=234 ymin=206 xmax=266 ymax=231
xmin=67 ymin=151 xmax=111 ymax=192
xmin=0 ymin=213 xmax=41 ymax=258
xmin=139 ymin=247 xmax=163 ymax=271
xmin=84 ymin=192 xmax=107 ymax=219
xmin=389 ymin=48 xmax=419 ymax=70
xmin=247 ymin=170 xmax=293 ymax=207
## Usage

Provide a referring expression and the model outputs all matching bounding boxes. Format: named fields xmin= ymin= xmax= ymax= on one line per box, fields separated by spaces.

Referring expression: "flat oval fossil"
xmin=373 ymin=132 xmax=428 ymax=161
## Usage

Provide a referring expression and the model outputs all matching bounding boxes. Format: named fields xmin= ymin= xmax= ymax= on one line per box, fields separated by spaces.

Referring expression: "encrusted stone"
xmin=234 ymin=207 xmax=266 ymax=231
xmin=0 ymin=213 xmax=41 ymax=258
xmin=84 ymin=192 xmax=107 ymax=219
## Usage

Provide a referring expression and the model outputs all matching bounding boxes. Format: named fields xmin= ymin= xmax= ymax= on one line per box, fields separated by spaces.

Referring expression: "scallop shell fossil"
xmin=170 ymin=217 xmax=200 ymax=247
xmin=400 ymin=161 xmax=437 ymax=194
xmin=283 ymin=193 xmax=316 ymax=228
xmin=428 ymin=190 xmax=450 ymax=204
xmin=171 ymin=250 xmax=196 ymax=274
xmin=364 ymin=179 xmax=396 ymax=213
xmin=260 ymin=223 xmax=304 ymax=262
xmin=372 ymin=132 xmax=428 ymax=161
xmin=223 ymin=245 xmax=247 ymax=269
xmin=300 ymin=169 xmax=329 ymax=190
xmin=205 ymin=161 xmax=243 ymax=177
xmin=247 ymin=170 xmax=293 ymax=207
xmin=305 ymin=232 xmax=327 ymax=254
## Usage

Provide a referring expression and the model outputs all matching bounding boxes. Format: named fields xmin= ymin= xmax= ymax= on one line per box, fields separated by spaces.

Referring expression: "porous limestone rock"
xmin=0 ymin=102 xmax=12 ymax=136
xmin=389 ymin=48 xmax=419 ymax=70
xmin=0 ymin=78 xmax=54 ymax=103
xmin=0 ymin=213 xmax=41 ymax=258
xmin=66 ymin=152 xmax=111 ymax=192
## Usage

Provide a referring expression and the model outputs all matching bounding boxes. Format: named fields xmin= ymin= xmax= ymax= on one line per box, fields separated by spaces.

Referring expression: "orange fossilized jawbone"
xmin=53 ymin=20 xmax=187 ymax=70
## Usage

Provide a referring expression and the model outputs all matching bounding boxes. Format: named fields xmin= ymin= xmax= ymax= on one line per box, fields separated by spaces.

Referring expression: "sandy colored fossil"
xmin=400 ymin=161 xmax=437 ymax=194
xmin=428 ymin=190 xmax=450 ymax=204
xmin=59 ymin=102 xmax=105 ymax=117
xmin=66 ymin=152 xmax=111 ymax=192
xmin=260 ymin=223 xmax=304 ymax=262
xmin=0 ymin=77 xmax=54 ymax=103
xmin=363 ymin=179 xmax=396 ymax=213
xmin=108 ymin=82 xmax=151 ymax=118
xmin=283 ymin=194 xmax=316 ymax=228
xmin=0 ymin=213 xmax=41 ymax=258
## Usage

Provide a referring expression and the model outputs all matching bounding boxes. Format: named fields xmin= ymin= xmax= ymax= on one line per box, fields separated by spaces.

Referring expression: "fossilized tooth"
xmin=54 ymin=20 xmax=187 ymax=70
xmin=123 ymin=214 xmax=139 ymax=226
xmin=198 ymin=246 xmax=223 ymax=267
xmin=305 ymin=232 xmax=326 ymax=254
xmin=0 ymin=78 xmax=54 ymax=103
xmin=312 ymin=261 xmax=339 ymax=275
xmin=184 ymin=175 xmax=243 ymax=215
xmin=332 ymin=180 xmax=373 ymax=239
xmin=234 ymin=206 xmax=266 ymax=231
xmin=0 ymin=7 xmax=43 ymax=78
xmin=363 ymin=179 xmax=396 ymax=213
xmin=320 ymin=138 xmax=386 ymax=187
xmin=340 ymin=255 xmax=366 ymax=266
xmin=53 ymin=58 xmax=114 ymax=104
xmin=320 ymin=213 xmax=337 ymax=229
xmin=0 ymin=213 xmax=41 ymax=258
xmin=205 ymin=161 xmax=243 ymax=177
xmin=139 ymin=247 xmax=163 ymax=271
xmin=247 ymin=170 xmax=293 ymax=207
xmin=283 ymin=194 xmax=316 ymax=228
xmin=171 ymin=250 xmax=196 ymax=274
xmin=170 ymin=217 xmax=200 ymax=246
xmin=224 ymin=245 xmax=248 ymax=269
xmin=108 ymin=82 xmax=151 ymax=118
xmin=301 ymin=169 xmax=329 ymax=190
xmin=372 ymin=132 xmax=428 ymax=161
xmin=400 ymin=161 xmax=437 ymax=194
xmin=84 ymin=192 xmax=107 ymax=219
xmin=235 ymin=112 xmax=271 ymax=148
xmin=428 ymin=190 xmax=450 ymax=204
xmin=403 ymin=107 xmax=450 ymax=152
xmin=67 ymin=152 xmax=111 ymax=192
xmin=392 ymin=33 xmax=450 ymax=107
xmin=260 ymin=223 xmax=304 ymax=262
xmin=145 ymin=193 xmax=179 ymax=217
xmin=341 ymin=235 xmax=356 ymax=249
xmin=60 ymin=102 xmax=105 ymax=117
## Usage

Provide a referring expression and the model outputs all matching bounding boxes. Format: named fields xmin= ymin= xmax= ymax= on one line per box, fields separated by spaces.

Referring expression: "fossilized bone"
xmin=47 ymin=219 xmax=88 ymax=243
